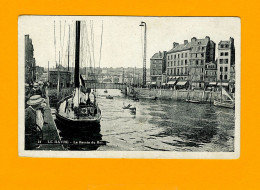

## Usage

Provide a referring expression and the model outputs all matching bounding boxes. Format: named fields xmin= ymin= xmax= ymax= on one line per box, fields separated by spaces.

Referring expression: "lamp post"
xmin=139 ymin=21 xmax=146 ymax=87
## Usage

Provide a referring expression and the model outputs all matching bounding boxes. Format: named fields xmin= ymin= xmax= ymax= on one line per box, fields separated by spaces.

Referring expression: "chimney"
xmin=159 ymin=51 xmax=162 ymax=57
xmin=191 ymin=37 xmax=197 ymax=42
xmin=173 ymin=42 xmax=179 ymax=48
xmin=205 ymin=36 xmax=210 ymax=41
xmin=184 ymin=40 xmax=188 ymax=45
xmin=230 ymin=37 xmax=234 ymax=44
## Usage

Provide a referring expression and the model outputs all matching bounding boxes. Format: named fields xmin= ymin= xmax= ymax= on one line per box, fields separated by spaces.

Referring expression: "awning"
xmin=176 ymin=81 xmax=188 ymax=86
xmin=167 ymin=81 xmax=176 ymax=85
xmin=217 ymin=82 xmax=229 ymax=86
xmin=151 ymin=82 xmax=156 ymax=85
xmin=162 ymin=83 xmax=166 ymax=86
xmin=209 ymin=82 xmax=217 ymax=86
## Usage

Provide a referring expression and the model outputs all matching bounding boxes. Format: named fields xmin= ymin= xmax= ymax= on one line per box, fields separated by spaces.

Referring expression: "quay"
xmin=37 ymin=91 xmax=64 ymax=150
xmin=127 ymin=87 xmax=234 ymax=103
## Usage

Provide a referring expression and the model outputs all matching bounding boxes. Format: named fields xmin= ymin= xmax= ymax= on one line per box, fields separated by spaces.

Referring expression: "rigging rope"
xmin=98 ymin=20 xmax=103 ymax=69
xmin=54 ymin=21 xmax=57 ymax=67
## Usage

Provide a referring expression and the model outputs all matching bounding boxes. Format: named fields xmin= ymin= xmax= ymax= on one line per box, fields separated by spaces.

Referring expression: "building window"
xmin=196 ymin=60 xmax=199 ymax=65
xmin=178 ymin=54 xmax=180 ymax=58
xmin=225 ymin=67 xmax=228 ymax=72
xmin=185 ymin=60 xmax=187 ymax=65
xmin=220 ymin=67 xmax=223 ymax=72
xmin=225 ymin=52 xmax=229 ymax=56
xmin=202 ymin=47 xmax=205 ymax=51
xmin=224 ymin=75 xmax=227 ymax=80
xmin=185 ymin=53 xmax=187 ymax=57
xmin=220 ymin=74 xmax=223 ymax=80
xmin=178 ymin=60 xmax=180 ymax=66
xmin=221 ymin=45 xmax=224 ymax=48
xmin=174 ymin=54 xmax=176 ymax=59
xmin=201 ymin=53 xmax=204 ymax=57
xmin=174 ymin=68 xmax=176 ymax=75
xmin=225 ymin=45 xmax=229 ymax=48
xmin=220 ymin=52 xmax=224 ymax=56
xmin=201 ymin=60 xmax=204 ymax=65
xmin=171 ymin=55 xmax=173 ymax=59
xmin=225 ymin=59 xmax=229 ymax=64
xmin=201 ymin=68 xmax=204 ymax=72
xmin=220 ymin=59 xmax=223 ymax=64
xmin=181 ymin=60 xmax=183 ymax=65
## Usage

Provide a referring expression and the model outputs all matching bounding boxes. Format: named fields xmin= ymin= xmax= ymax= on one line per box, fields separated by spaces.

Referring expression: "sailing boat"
xmin=214 ymin=87 xmax=235 ymax=109
xmin=56 ymin=21 xmax=102 ymax=126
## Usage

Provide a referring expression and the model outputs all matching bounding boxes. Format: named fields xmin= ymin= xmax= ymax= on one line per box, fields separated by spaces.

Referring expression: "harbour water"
xmin=55 ymin=89 xmax=235 ymax=152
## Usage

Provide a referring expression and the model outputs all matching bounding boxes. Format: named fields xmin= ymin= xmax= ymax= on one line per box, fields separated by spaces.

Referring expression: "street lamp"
xmin=139 ymin=21 xmax=147 ymax=87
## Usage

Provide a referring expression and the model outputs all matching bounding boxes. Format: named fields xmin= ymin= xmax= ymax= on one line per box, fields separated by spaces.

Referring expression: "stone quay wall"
xmin=131 ymin=88 xmax=225 ymax=103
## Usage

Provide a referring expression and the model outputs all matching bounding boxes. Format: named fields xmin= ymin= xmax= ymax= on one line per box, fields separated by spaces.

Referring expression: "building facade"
xmin=166 ymin=41 xmax=191 ymax=83
xmin=189 ymin=36 xmax=215 ymax=88
xmin=150 ymin=51 xmax=167 ymax=87
xmin=49 ymin=71 xmax=72 ymax=88
xmin=25 ymin=35 xmax=36 ymax=83
xmin=217 ymin=37 xmax=235 ymax=82
xmin=166 ymin=36 xmax=215 ymax=89
xmin=205 ymin=61 xmax=217 ymax=83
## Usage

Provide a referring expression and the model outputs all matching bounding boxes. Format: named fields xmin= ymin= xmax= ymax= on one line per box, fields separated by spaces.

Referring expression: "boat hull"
xmin=213 ymin=100 xmax=235 ymax=109
xmin=185 ymin=99 xmax=201 ymax=104
xmin=56 ymin=112 xmax=101 ymax=128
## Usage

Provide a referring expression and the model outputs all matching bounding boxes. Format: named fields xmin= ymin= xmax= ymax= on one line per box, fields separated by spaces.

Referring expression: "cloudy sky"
xmin=18 ymin=16 xmax=240 ymax=69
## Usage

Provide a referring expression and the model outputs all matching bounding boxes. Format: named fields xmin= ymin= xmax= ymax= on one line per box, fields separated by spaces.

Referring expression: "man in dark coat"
xmin=25 ymin=95 xmax=45 ymax=150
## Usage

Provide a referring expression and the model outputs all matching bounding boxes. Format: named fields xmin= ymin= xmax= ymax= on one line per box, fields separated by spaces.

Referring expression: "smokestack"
xmin=184 ymin=40 xmax=188 ymax=45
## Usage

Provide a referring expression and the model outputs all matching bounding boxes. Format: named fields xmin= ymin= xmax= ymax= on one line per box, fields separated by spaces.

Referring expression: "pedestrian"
xmin=29 ymin=82 xmax=42 ymax=97
xmin=25 ymin=95 xmax=45 ymax=149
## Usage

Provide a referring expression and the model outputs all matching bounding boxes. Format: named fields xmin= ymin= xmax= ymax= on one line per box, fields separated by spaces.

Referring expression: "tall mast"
xmin=57 ymin=51 xmax=60 ymax=98
xmin=48 ymin=61 xmax=49 ymax=82
xmin=68 ymin=24 xmax=70 ymax=71
xmin=74 ymin=21 xmax=81 ymax=88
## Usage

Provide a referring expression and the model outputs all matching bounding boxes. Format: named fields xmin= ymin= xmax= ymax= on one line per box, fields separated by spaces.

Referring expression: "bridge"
xmin=84 ymin=82 xmax=127 ymax=90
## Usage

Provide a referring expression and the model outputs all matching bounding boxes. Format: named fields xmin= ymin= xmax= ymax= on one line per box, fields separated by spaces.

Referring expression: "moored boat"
xmin=56 ymin=21 xmax=102 ymax=127
xmin=106 ymin=95 xmax=113 ymax=99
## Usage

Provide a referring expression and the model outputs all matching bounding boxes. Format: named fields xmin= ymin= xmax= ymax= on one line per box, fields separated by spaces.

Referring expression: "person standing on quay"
xmin=25 ymin=95 xmax=46 ymax=149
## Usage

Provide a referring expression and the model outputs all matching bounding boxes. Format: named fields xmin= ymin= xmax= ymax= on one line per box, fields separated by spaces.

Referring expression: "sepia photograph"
xmin=18 ymin=16 xmax=240 ymax=158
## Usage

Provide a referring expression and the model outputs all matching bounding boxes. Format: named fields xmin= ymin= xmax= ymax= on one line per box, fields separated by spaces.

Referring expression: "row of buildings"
xmin=25 ymin=35 xmax=45 ymax=84
xmin=150 ymin=36 xmax=235 ymax=90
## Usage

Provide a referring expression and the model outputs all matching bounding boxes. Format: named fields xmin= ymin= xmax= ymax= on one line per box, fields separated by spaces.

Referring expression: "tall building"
xmin=217 ymin=37 xmax=235 ymax=82
xmin=166 ymin=41 xmax=191 ymax=82
xmin=25 ymin=35 xmax=36 ymax=83
xmin=205 ymin=61 xmax=217 ymax=83
xmin=150 ymin=51 xmax=167 ymax=86
xmin=189 ymin=36 xmax=215 ymax=88
xmin=166 ymin=36 xmax=216 ymax=88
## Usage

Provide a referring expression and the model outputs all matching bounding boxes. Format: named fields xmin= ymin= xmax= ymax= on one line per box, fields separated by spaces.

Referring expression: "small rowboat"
xmin=106 ymin=95 xmax=113 ymax=99
xmin=185 ymin=99 xmax=200 ymax=104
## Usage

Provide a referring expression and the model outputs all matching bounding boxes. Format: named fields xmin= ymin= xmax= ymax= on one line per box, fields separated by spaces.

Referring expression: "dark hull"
xmin=56 ymin=112 xmax=101 ymax=128
xmin=56 ymin=95 xmax=101 ymax=128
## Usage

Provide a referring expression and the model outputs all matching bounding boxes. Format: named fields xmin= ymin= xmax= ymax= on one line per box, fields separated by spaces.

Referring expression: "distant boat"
xmin=106 ymin=95 xmax=113 ymax=99
xmin=213 ymin=99 xmax=234 ymax=109
xmin=214 ymin=87 xmax=235 ymax=109
xmin=104 ymin=90 xmax=108 ymax=93
xmin=185 ymin=99 xmax=200 ymax=103
xmin=122 ymin=104 xmax=136 ymax=111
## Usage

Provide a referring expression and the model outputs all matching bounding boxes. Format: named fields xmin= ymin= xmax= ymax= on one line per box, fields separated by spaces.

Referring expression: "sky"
xmin=18 ymin=16 xmax=240 ymax=69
